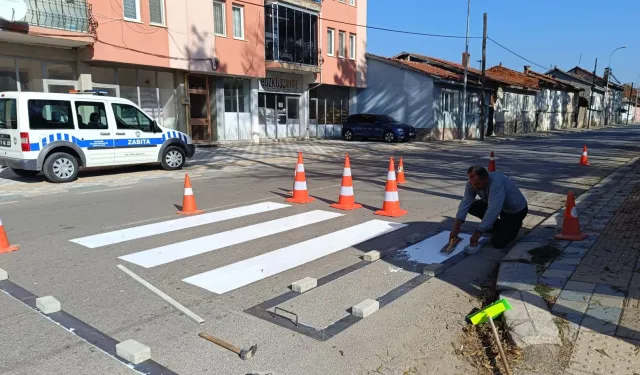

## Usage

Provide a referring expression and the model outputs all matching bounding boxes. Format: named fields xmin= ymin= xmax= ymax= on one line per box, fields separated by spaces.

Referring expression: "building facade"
xmin=0 ymin=0 xmax=367 ymax=144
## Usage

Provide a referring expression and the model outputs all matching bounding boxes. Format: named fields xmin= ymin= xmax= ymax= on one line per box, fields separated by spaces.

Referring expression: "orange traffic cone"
xmin=331 ymin=154 xmax=362 ymax=210
xmin=0 ymin=217 xmax=19 ymax=254
xmin=488 ymin=151 xmax=496 ymax=172
xmin=177 ymin=174 xmax=204 ymax=215
xmin=579 ymin=145 xmax=590 ymax=166
xmin=287 ymin=152 xmax=315 ymax=204
xmin=374 ymin=157 xmax=408 ymax=217
xmin=397 ymin=157 xmax=407 ymax=184
xmin=554 ymin=190 xmax=588 ymax=241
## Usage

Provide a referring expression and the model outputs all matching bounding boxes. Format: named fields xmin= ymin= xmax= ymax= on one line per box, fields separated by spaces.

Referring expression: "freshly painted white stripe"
xmin=183 ymin=220 xmax=407 ymax=294
xmin=120 ymin=210 xmax=343 ymax=268
xmin=0 ymin=201 xmax=17 ymax=205
xmin=340 ymin=186 xmax=354 ymax=196
xmin=70 ymin=202 xmax=290 ymax=248
xmin=76 ymin=186 xmax=132 ymax=195
xmin=294 ymin=181 xmax=307 ymax=190
xmin=184 ymin=187 xmax=194 ymax=196
xmin=385 ymin=191 xmax=399 ymax=202
xmin=297 ymin=164 xmax=305 ymax=172
xmin=342 ymin=168 xmax=352 ymax=177
xmin=387 ymin=171 xmax=396 ymax=181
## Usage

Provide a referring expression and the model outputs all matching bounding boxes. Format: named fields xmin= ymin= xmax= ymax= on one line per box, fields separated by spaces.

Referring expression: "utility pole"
xmin=460 ymin=0 xmax=471 ymax=142
xmin=627 ymin=82 xmax=633 ymax=124
xmin=635 ymin=73 xmax=639 ymax=123
xmin=480 ymin=12 xmax=487 ymax=141
xmin=587 ymin=58 xmax=597 ymax=129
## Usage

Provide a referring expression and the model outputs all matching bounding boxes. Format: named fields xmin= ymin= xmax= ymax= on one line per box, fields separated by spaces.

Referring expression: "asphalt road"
xmin=1 ymin=125 xmax=639 ymax=375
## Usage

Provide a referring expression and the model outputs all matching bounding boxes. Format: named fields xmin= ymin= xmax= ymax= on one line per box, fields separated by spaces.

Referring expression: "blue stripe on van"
xmin=30 ymin=143 xmax=40 ymax=151
xmin=49 ymin=134 xmax=54 ymax=143
xmin=64 ymin=134 xmax=69 ymax=141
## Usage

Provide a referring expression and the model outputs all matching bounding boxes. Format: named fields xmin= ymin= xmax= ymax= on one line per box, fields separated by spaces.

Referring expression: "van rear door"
xmin=0 ymin=95 xmax=23 ymax=160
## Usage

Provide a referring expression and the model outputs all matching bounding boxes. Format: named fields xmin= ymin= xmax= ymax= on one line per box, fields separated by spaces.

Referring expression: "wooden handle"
xmin=198 ymin=332 xmax=240 ymax=354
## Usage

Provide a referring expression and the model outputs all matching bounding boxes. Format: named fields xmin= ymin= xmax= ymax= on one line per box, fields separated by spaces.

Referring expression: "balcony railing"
xmin=266 ymin=40 xmax=319 ymax=67
xmin=23 ymin=0 xmax=94 ymax=33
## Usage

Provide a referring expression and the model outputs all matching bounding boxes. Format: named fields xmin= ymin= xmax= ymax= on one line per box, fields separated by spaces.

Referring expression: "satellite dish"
xmin=0 ymin=0 xmax=28 ymax=22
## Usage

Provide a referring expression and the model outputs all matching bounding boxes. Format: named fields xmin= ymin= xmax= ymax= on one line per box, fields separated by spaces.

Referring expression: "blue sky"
xmin=367 ymin=0 xmax=637 ymax=84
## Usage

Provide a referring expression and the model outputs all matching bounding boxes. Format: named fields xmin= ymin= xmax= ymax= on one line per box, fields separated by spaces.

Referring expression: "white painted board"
xmin=399 ymin=231 xmax=479 ymax=265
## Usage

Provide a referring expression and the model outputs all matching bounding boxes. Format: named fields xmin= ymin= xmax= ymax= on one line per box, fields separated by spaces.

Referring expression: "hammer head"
xmin=239 ymin=344 xmax=258 ymax=360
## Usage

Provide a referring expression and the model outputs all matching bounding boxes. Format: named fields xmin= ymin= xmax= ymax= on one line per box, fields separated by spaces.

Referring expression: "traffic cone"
xmin=488 ymin=151 xmax=496 ymax=172
xmin=397 ymin=157 xmax=407 ymax=184
xmin=579 ymin=145 xmax=590 ymax=166
xmin=554 ymin=191 xmax=588 ymax=241
xmin=0 ymin=217 xmax=19 ymax=254
xmin=286 ymin=152 xmax=315 ymax=204
xmin=331 ymin=154 xmax=362 ymax=210
xmin=177 ymin=174 xmax=204 ymax=215
xmin=374 ymin=157 xmax=408 ymax=217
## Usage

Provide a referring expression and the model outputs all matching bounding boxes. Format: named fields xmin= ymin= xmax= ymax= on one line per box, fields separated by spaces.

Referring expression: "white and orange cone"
xmin=554 ymin=190 xmax=588 ymax=241
xmin=286 ymin=152 xmax=315 ymax=204
xmin=374 ymin=157 xmax=408 ymax=217
xmin=331 ymin=154 xmax=362 ymax=210
xmin=488 ymin=151 xmax=496 ymax=172
xmin=0 ymin=217 xmax=19 ymax=254
xmin=579 ymin=145 xmax=590 ymax=166
xmin=397 ymin=157 xmax=407 ymax=184
xmin=177 ymin=174 xmax=204 ymax=215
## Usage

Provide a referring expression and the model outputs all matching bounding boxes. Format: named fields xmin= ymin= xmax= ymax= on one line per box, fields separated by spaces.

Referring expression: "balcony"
xmin=0 ymin=0 xmax=95 ymax=47
xmin=265 ymin=0 xmax=321 ymax=12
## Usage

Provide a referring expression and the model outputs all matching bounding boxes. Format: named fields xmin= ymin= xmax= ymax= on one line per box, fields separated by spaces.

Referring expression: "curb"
xmin=496 ymin=153 xmax=640 ymax=348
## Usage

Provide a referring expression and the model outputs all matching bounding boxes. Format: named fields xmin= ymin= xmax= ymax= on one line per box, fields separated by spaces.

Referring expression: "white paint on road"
xmin=183 ymin=219 xmax=406 ymax=294
xmin=76 ymin=186 xmax=132 ymax=195
xmin=0 ymin=201 xmax=18 ymax=205
xmin=120 ymin=210 xmax=344 ymax=268
xmin=399 ymin=231 xmax=473 ymax=264
xmin=71 ymin=202 xmax=291 ymax=248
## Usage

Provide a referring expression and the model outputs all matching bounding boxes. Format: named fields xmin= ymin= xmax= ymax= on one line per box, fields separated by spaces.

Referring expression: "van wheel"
xmin=43 ymin=152 xmax=79 ymax=183
xmin=11 ymin=168 xmax=40 ymax=178
xmin=161 ymin=146 xmax=186 ymax=170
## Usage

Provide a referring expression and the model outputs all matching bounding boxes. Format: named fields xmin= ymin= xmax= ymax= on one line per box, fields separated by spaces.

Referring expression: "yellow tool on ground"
xmin=466 ymin=298 xmax=513 ymax=375
xmin=440 ymin=236 xmax=461 ymax=254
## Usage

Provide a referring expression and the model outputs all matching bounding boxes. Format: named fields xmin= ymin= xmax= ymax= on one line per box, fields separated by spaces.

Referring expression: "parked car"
xmin=342 ymin=114 xmax=416 ymax=142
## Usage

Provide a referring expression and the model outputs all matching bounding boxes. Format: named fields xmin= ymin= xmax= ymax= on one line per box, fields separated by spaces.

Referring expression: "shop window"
xmin=139 ymin=69 xmax=159 ymax=122
xmin=224 ymin=78 xmax=250 ymax=113
xmin=46 ymin=63 xmax=75 ymax=80
xmin=118 ymin=68 xmax=139 ymax=105
xmin=91 ymin=67 xmax=116 ymax=85
xmin=17 ymin=59 xmax=44 ymax=92
xmin=0 ymin=57 xmax=17 ymax=92
xmin=27 ymin=100 xmax=74 ymax=130
xmin=158 ymin=72 xmax=177 ymax=128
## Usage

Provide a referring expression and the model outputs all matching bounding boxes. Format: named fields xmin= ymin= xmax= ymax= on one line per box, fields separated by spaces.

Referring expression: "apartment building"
xmin=0 ymin=0 xmax=366 ymax=143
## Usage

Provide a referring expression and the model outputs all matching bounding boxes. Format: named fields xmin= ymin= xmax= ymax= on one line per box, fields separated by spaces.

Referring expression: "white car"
xmin=0 ymin=91 xmax=195 ymax=183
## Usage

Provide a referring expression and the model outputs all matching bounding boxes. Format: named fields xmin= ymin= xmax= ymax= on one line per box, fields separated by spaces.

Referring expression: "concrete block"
xmin=547 ymin=262 xmax=577 ymax=272
xmin=422 ymin=263 xmax=445 ymax=277
xmin=115 ymin=339 xmax=151 ymax=364
xmin=496 ymin=262 xmax=537 ymax=292
xmin=0 ymin=268 xmax=7 ymax=281
xmin=363 ymin=250 xmax=381 ymax=262
xmin=352 ymin=299 xmax=379 ymax=318
xmin=502 ymin=241 xmax=541 ymax=262
xmin=500 ymin=290 xmax=560 ymax=347
xmin=564 ymin=281 xmax=596 ymax=293
xmin=291 ymin=277 xmax=317 ymax=293
xmin=541 ymin=268 xmax=574 ymax=279
xmin=539 ymin=276 xmax=568 ymax=288
xmin=585 ymin=305 xmax=622 ymax=324
xmin=552 ymin=299 xmax=589 ymax=315
xmin=557 ymin=289 xmax=591 ymax=303
xmin=35 ymin=296 xmax=61 ymax=314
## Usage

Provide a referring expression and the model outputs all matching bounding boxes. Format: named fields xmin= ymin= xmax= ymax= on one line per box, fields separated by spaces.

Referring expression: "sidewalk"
xmin=496 ymin=156 xmax=640 ymax=374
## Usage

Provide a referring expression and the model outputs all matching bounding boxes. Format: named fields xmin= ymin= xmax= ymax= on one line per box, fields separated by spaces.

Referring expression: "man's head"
xmin=467 ymin=166 xmax=489 ymax=190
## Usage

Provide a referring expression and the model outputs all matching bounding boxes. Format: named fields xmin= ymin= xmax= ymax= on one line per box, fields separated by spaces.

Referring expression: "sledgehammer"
xmin=198 ymin=332 xmax=257 ymax=360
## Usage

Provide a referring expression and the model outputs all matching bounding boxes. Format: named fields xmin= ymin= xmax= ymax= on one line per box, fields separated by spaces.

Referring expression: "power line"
xmin=487 ymin=37 xmax=550 ymax=71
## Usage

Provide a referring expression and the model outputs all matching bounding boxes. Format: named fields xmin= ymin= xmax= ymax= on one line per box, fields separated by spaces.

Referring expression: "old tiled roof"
xmin=486 ymin=65 xmax=539 ymax=89
xmin=569 ymin=66 xmax=623 ymax=90
xmin=367 ymin=53 xmax=464 ymax=81
xmin=526 ymin=70 xmax=582 ymax=91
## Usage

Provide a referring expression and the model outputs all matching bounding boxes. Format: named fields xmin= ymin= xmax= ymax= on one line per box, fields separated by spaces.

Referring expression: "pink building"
xmin=0 ymin=0 xmax=366 ymax=143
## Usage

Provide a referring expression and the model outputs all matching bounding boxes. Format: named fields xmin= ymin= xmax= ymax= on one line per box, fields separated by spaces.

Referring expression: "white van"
xmin=0 ymin=91 xmax=195 ymax=183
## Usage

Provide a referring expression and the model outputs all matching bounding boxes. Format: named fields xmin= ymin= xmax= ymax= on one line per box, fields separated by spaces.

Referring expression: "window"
xmin=75 ymin=102 xmax=108 ymax=130
xmin=0 ymin=57 xmax=17 ymax=92
xmin=213 ymin=1 xmax=226 ymax=36
xmin=442 ymin=91 xmax=452 ymax=112
xmin=123 ymin=0 xmax=140 ymax=21
xmin=27 ymin=100 xmax=73 ymax=130
xmin=46 ymin=62 xmax=75 ymax=80
xmin=224 ymin=78 xmax=250 ymax=113
xmin=522 ymin=95 xmax=530 ymax=111
xmin=232 ymin=5 xmax=244 ymax=39
xmin=327 ymin=29 xmax=335 ymax=56
xmin=149 ymin=0 xmax=165 ymax=25
xmin=17 ymin=59 xmax=43 ymax=92
xmin=338 ymin=31 xmax=346 ymax=58
xmin=112 ymin=103 xmax=153 ymax=132
xmin=349 ymin=0 xmax=356 ymax=5
xmin=467 ymin=94 xmax=477 ymax=113
xmin=349 ymin=34 xmax=356 ymax=60
xmin=0 ymin=99 xmax=17 ymax=130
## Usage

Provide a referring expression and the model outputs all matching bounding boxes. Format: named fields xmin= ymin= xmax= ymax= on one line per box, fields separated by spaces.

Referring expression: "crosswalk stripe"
xmin=119 ymin=210 xmax=344 ymax=268
xmin=183 ymin=219 xmax=407 ymax=294
xmin=70 ymin=202 xmax=291 ymax=248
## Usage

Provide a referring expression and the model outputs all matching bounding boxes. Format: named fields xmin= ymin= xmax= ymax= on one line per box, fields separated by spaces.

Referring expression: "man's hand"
xmin=470 ymin=231 xmax=483 ymax=246
xmin=450 ymin=220 xmax=462 ymax=240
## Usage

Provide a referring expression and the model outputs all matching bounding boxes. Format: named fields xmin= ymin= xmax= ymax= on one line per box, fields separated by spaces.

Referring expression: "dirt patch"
xmin=528 ymin=244 xmax=561 ymax=268
xmin=534 ymin=283 xmax=557 ymax=306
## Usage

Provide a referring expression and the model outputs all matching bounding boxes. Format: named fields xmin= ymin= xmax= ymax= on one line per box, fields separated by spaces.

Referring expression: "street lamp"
xmin=605 ymin=45 xmax=627 ymax=125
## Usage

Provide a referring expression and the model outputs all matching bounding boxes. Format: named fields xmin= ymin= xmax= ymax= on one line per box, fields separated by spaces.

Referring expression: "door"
xmin=0 ymin=96 xmax=22 ymax=161
xmin=286 ymin=97 xmax=299 ymax=138
xmin=73 ymin=100 xmax=115 ymax=166
xmin=188 ymin=75 xmax=211 ymax=142
xmin=110 ymin=102 xmax=159 ymax=165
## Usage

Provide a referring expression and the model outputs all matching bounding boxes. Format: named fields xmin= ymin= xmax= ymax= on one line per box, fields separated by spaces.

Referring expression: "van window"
xmin=27 ymin=100 xmax=74 ymax=130
xmin=0 ymin=99 xmax=17 ymax=130
xmin=112 ymin=103 xmax=153 ymax=132
xmin=75 ymin=101 xmax=108 ymax=130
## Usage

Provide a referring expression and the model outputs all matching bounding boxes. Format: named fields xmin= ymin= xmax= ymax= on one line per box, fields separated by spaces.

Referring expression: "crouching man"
xmin=451 ymin=166 xmax=528 ymax=249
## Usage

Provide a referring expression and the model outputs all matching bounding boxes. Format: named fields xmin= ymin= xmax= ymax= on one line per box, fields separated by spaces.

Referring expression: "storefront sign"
xmin=259 ymin=73 xmax=302 ymax=94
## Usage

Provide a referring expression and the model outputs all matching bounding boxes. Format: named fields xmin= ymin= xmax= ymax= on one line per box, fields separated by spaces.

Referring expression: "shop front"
xmin=258 ymin=71 xmax=303 ymax=139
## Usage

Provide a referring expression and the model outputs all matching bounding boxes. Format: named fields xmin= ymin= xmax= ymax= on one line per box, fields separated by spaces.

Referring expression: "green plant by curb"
xmin=535 ymin=283 xmax=557 ymax=305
